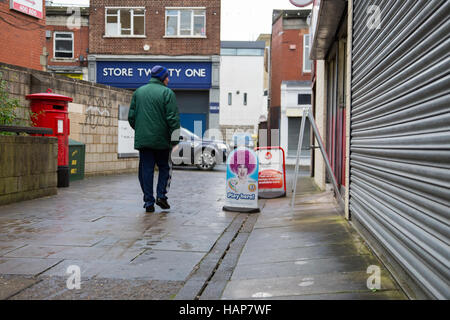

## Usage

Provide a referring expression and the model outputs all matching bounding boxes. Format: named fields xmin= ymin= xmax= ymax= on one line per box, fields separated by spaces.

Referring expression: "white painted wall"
xmin=313 ymin=60 xmax=327 ymax=191
xmin=280 ymin=82 xmax=311 ymax=165
xmin=219 ymin=55 xmax=265 ymax=131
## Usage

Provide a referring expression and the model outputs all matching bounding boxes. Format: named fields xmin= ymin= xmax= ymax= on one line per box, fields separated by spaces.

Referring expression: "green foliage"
xmin=0 ymin=72 xmax=42 ymax=136
xmin=0 ymin=76 xmax=22 ymax=126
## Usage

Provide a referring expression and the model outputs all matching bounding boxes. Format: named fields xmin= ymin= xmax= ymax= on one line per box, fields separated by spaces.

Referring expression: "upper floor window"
xmin=243 ymin=93 xmax=247 ymax=106
xmin=165 ymin=8 xmax=206 ymax=37
xmin=54 ymin=32 xmax=73 ymax=59
xmin=105 ymin=8 xmax=145 ymax=37
xmin=228 ymin=93 xmax=232 ymax=105
xmin=298 ymin=94 xmax=311 ymax=105
xmin=303 ymin=34 xmax=312 ymax=73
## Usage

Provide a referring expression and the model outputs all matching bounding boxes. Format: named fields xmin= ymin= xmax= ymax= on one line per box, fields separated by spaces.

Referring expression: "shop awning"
xmin=310 ymin=0 xmax=347 ymax=60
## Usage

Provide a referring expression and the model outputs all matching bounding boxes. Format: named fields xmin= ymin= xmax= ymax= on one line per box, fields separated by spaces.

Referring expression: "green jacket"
xmin=128 ymin=78 xmax=180 ymax=150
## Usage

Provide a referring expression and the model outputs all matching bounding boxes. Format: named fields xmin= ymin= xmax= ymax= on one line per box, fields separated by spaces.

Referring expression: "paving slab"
xmin=248 ymin=290 xmax=408 ymax=300
xmin=0 ymin=257 xmax=62 ymax=276
xmin=39 ymin=259 xmax=113 ymax=278
xmin=4 ymin=245 xmax=69 ymax=259
xmin=0 ymin=243 xmax=27 ymax=256
xmin=8 ymin=276 xmax=183 ymax=300
xmin=44 ymin=245 xmax=146 ymax=262
xmin=254 ymin=210 xmax=342 ymax=229
xmin=100 ymin=250 xmax=206 ymax=281
xmin=222 ymin=271 xmax=398 ymax=299
xmin=237 ymin=241 xmax=371 ymax=265
xmin=221 ymin=176 xmax=407 ymax=300
xmin=0 ymin=275 xmax=38 ymax=300
xmin=243 ymin=228 xmax=356 ymax=251
xmin=33 ymin=233 xmax=106 ymax=247
xmin=231 ymin=255 xmax=381 ymax=280
xmin=144 ymin=227 xmax=226 ymax=252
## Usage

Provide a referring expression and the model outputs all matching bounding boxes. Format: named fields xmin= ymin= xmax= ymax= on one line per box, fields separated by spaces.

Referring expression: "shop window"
xmin=220 ymin=48 xmax=264 ymax=56
xmin=298 ymin=94 xmax=311 ymax=105
xmin=236 ymin=48 xmax=264 ymax=56
xmin=165 ymin=8 xmax=206 ymax=37
xmin=221 ymin=48 xmax=237 ymax=55
xmin=54 ymin=32 xmax=73 ymax=59
xmin=228 ymin=93 xmax=232 ymax=106
xmin=303 ymin=34 xmax=312 ymax=72
xmin=105 ymin=8 xmax=145 ymax=37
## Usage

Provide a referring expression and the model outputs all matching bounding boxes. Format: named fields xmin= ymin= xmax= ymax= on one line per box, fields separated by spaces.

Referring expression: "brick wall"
xmin=89 ymin=0 xmax=220 ymax=56
xmin=270 ymin=16 xmax=311 ymax=109
xmin=0 ymin=62 xmax=138 ymax=177
xmin=46 ymin=25 xmax=89 ymax=69
xmin=0 ymin=135 xmax=58 ymax=206
xmin=0 ymin=2 xmax=46 ymax=71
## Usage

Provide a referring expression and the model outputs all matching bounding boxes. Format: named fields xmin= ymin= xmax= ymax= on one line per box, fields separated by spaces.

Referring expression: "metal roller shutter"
xmin=350 ymin=0 xmax=450 ymax=299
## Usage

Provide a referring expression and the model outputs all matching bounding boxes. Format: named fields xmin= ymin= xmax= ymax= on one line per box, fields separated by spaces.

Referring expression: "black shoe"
xmin=156 ymin=198 xmax=170 ymax=210
xmin=146 ymin=205 xmax=155 ymax=213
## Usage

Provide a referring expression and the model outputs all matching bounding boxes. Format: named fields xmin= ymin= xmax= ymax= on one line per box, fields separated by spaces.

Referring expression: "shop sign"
xmin=256 ymin=147 xmax=287 ymax=199
xmin=10 ymin=0 xmax=43 ymax=19
xmin=97 ymin=61 xmax=212 ymax=89
xmin=223 ymin=148 xmax=260 ymax=213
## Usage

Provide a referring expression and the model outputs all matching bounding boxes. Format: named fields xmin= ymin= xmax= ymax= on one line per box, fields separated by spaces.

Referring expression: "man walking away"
xmin=128 ymin=65 xmax=180 ymax=213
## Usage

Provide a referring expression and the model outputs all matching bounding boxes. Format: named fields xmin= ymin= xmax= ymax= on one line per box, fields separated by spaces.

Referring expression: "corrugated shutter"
xmin=350 ymin=0 xmax=450 ymax=299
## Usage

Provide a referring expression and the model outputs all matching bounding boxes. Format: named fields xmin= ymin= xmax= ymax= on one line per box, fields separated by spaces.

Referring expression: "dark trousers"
xmin=138 ymin=148 xmax=172 ymax=208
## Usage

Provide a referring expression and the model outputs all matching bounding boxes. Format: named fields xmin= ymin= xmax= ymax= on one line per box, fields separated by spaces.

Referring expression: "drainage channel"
xmin=174 ymin=212 xmax=259 ymax=300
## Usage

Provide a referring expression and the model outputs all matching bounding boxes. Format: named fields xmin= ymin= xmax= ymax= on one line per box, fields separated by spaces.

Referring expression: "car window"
xmin=181 ymin=127 xmax=201 ymax=141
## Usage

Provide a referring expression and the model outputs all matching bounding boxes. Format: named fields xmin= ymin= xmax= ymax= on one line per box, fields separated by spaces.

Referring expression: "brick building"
xmin=87 ymin=0 xmax=221 ymax=143
xmin=0 ymin=0 xmax=46 ymax=71
xmin=45 ymin=5 xmax=89 ymax=80
xmin=269 ymin=9 xmax=312 ymax=163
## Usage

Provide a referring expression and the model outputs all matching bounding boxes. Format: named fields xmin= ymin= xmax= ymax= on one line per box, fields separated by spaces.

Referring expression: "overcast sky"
xmin=221 ymin=0 xmax=311 ymax=40
xmin=48 ymin=0 xmax=311 ymax=41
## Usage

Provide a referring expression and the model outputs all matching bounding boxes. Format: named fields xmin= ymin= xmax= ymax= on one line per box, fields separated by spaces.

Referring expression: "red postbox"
xmin=26 ymin=89 xmax=73 ymax=187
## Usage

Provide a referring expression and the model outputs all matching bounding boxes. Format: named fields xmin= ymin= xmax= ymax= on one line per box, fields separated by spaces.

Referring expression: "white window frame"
xmin=104 ymin=7 xmax=146 ymax=38
xmin=303 ymin=34 xmax=312 ymax=73
xmin=164 ymin=7 xmax=206 ymax=38
xmin=54 ymin=31 xmax=74 ymax=59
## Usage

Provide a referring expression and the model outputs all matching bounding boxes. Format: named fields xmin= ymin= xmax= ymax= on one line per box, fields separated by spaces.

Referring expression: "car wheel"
xmin=195 ymin=150 xmax=216 ymax=171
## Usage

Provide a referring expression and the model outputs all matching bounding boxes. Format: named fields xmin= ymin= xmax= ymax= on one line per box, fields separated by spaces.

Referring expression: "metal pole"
xmin=290 ymin=107 xmax=308 ymax=207
xmin=307 ymin=107 xmax=344 ymax=206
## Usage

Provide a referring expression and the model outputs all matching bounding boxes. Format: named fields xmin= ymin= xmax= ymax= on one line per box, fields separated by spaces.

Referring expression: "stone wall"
xmin=0 ymin=135 xmax=58 ymax=206
xmin=219 ymin=125 xmax=256 ymax=146
xmin=0 ymin=62 xmax=139 ymax=177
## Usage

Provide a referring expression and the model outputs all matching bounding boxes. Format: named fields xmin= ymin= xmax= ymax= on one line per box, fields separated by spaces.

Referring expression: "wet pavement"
xmin=0 ymin=165 xmax=407 ymax=300
xmin=0 ymin=165 xmax=237 ymax=299
xmin=220 ymin=177 xmax=408 ymax=300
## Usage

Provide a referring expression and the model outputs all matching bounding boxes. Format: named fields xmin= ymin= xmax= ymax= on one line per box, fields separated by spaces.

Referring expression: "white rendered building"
xmin=219 ymin=41 xmax=266 ymax=144
xmin=280 ymin=80 xmax=312 ymax=165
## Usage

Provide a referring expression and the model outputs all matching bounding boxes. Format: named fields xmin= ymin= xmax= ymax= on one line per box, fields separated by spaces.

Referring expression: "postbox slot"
xmin=53 ymin=105 xmax=64 ymax=110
